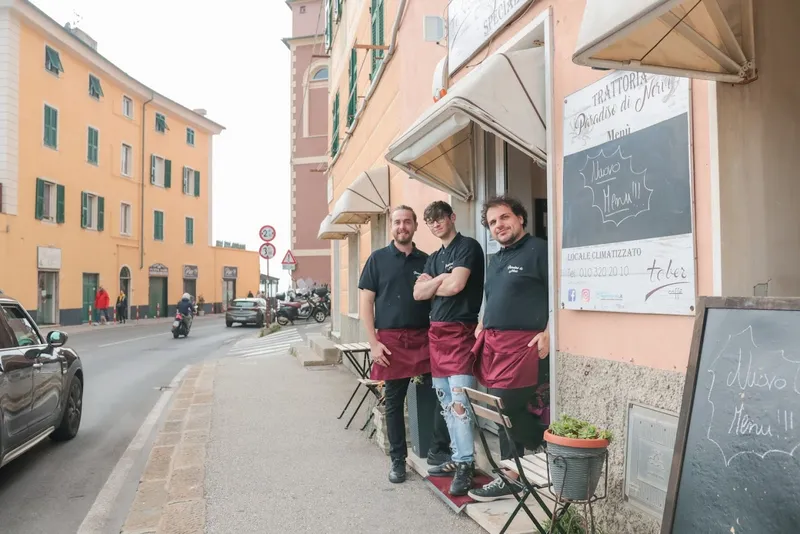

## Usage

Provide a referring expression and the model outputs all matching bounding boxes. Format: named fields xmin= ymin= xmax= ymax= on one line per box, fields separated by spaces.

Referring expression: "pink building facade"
xmin=283 ymin=0 xmax=330 ymax=286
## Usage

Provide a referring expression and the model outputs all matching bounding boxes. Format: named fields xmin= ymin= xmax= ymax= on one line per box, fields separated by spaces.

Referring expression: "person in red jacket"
xmin=95 ymin=286 xmax=110 ymax=324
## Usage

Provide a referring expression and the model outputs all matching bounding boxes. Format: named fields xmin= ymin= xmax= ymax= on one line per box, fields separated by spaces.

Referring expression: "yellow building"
xmin=0 ymin=0 xmax=259 ymax=325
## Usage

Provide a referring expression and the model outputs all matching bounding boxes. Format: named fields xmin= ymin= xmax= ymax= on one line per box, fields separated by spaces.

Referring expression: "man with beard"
xmin=413 ymin=200 xmax=485 ymax=496
xmin=468 ymin=195 xmax=551 ymax=502
xmin=359 ymin=205 xmax=452 ymax=484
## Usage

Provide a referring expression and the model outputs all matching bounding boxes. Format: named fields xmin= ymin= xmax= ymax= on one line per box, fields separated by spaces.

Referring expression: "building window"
xmin=153 ymin=210 xmax=164 ymax=241
xmin=121 ymin=144 xmax=133 ymax=176
xmin=348 ymin=233 xmax=359 ymax=314
xmin=299 ymin=5 xmax=306 ymax=13
xmin=87 ymin=127 xmax=99 ymax=165
xmin=186 ymin=127 xmax=195 ymax=146
xmin=150 ymin=155 xmax=172 ymax=188
xmin=331 ymin=92 xmax=340 ymax=157
xmin=370 ymin=0 xmax=385 ymax=78
xmin=81 ymin=192 xmax=104 ymax=231
xmin=312 ymin=67 xmax=329 ymax=81
xmin=347 ymin=49 xmax=357 ymax=126
xmin=182 ymin=167 xmax=200 ymax=196
xmin=122 ymin=96 xmax=134 ymax=119
xmin=325 ymin=0 xmax=332 ymax=51
xmin=120 ymin=202 xmax=132 ymax=236
xmin=44 ymin=45 xmax=64 ymax=76
xmin=43 ymin=104 xmax=58 ymax=149
xmin=34 ymin=178 xmax=64 ymax=223
xmin=88 ymin=74 xmax=104 ymax=99
xmin=155 ymin=112 xmax=167 ymax=133
xmin=185 ymin=217 xmax=194 ymax=245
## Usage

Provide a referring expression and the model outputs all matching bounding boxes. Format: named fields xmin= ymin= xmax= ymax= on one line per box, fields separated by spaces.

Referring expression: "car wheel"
xmin=226 ymin=321 xmax=233 ymax=327
xmin=51 ymin=377 xmax=82 ymax=442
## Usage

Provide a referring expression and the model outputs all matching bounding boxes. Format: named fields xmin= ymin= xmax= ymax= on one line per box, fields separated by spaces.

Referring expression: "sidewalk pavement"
xmin=121 ymin=345 xmax=485 ymax=534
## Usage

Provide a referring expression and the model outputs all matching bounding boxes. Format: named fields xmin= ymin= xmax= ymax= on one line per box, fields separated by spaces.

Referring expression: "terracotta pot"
xmin=544 ymin=430 xmax=608 ymax=502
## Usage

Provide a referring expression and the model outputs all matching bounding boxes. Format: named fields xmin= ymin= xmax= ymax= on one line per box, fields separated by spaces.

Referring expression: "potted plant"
xmin=544 ymin=414 xmax=612 ymax=502
xmin=406 ymin=375 xmax=438 ymax=458
xmin=197 ymin=295 xmax=206 ymax=316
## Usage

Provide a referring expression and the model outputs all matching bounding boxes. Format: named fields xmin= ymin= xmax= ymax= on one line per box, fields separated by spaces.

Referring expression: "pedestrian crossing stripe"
xmin=226 ymin=329 xmax=303 ymax=359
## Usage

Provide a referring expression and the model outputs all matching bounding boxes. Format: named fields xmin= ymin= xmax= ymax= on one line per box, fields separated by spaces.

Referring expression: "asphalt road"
xmin=0 ymin=315 xmax=256 ymax=534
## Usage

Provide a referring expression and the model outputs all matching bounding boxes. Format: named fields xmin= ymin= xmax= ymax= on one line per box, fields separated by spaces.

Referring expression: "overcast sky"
xmin=32 ymin=0 xmax=293 ymax=290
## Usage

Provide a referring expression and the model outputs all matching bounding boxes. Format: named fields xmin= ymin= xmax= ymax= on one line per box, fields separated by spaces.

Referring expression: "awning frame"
xmin=330 ymin=165 xmax=390 ymax=224
xmin=573 ymin=0 xmax=757 ymax=84
xmin=317 ymin=214 xmax=359 ymax=240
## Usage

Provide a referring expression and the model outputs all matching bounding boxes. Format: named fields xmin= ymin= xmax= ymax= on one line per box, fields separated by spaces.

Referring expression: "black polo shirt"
xmin=423 ymin=232 xmax=485 ymax=324
xmin=483 ymin=233 xmax=549 ymax=331
xmin=358 ymin=241 xmax=431 ymax=330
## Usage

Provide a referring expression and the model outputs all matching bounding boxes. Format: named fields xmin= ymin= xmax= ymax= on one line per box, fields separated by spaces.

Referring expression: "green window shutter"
xmin=150 ymin=155 xmax=156 ymax=183
xmin=80 ymin=192 xmax=88 ymax=228
xmin=45 ymin=46 xmax=64 ymax=75
xmin=336 ymin=0 xmax=342 ymax=21
xmin=331 ymin=93 xmax=340 ymax=157
xmin=154 ymin=211 xmax=163 ymax=240
xmin=44 ymin=105 xmax=58 ymax=148
xmin=35 ymin=178 xmax=44 ymax=220
xmin=164 ymin=159 xmax=172 ymax=188
xmin=186 ymin=218 xmax=194 ymax=244
xmin=97 ymin=196 xmax=105 ymax=231
xmin=56 ymin=184 xmax=65 ymax=223
xmin=89 ymin=75 xmax=104 ymax=99
xmin=194 ymin=170 xmax=201 ymax=197
xmin=87 ymin=127 xmax=98 ymax=164
xmin=348 ymin=48 xmax=357 ymax=126
xmin=371 ymin=0 xmax=384 ymax=77
xmin=325 ymin=0 xmax=332 ymax=50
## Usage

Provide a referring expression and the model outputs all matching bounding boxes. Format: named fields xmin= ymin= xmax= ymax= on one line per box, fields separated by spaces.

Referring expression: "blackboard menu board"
xmin=662 ymin=297 xmax=800 ymax=533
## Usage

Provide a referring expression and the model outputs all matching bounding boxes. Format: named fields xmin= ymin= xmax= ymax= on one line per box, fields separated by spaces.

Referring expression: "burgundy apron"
xmin=473 ymin=329 xmax=542 ymax=389
xmin=370 ymin=328 xmax=431 ymax=381
xmin=428 ymin=322 xmax=477 ymax=378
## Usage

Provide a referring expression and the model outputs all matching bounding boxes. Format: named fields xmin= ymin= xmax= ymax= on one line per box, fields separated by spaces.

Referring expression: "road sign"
xmin=281 ymin=250 xmax=297 ymax=265
xmin=259 ymin=225 xmax=276 ymax=242
xmin=282 ymin=264 xmax=296 ymax=271
xmin=259 ymin=243 xmax=276 ymax=260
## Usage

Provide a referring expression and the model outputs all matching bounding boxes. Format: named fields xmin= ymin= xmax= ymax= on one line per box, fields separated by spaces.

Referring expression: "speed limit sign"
xmin=259 ymin=243 xmax=277 ymax=260
xmin=259 ymin=225 xmax=276 ymax=242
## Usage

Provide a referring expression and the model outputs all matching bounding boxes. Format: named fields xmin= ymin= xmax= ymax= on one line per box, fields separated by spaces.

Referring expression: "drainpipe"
xmin=332 ymin=0 xmax=407 ymax=164
xmin=140 ymin=93 xmax=155 ymax=270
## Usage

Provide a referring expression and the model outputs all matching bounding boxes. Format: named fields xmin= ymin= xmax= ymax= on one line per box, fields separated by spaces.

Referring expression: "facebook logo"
xmin=568 ymin=289 xmax=577 ymax=302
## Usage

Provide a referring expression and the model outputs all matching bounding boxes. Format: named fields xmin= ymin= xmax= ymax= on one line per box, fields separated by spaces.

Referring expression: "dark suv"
xmin=0 ymin=292 xmax=83 ymax=467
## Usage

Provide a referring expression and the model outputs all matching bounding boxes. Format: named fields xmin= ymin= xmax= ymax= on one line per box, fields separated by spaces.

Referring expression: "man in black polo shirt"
xmin=413 ymin=200 xmax=485 ymax=496
xmin=468 ymin=195 xmax=551 ymax=502
xmin=359 ymin=205 xmax=452 ymax=484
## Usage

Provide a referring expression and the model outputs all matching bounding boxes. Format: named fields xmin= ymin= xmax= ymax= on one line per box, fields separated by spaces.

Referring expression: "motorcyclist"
xmin=177 ymin=293 xmax=194 ymax=329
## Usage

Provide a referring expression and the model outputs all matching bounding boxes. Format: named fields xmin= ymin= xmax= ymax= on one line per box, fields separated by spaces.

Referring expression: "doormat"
xmin=424 ymin=471 xmax=494 ymax=514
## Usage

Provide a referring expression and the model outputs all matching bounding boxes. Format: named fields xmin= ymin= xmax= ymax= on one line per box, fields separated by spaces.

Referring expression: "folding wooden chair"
xmin=335 ymin=343 xmax=382 ymax=429
xmin=463 ymin=387 xmax=570 ymax=534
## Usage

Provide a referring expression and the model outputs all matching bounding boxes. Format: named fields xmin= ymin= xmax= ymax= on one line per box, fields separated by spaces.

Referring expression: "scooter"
xmin=276 ymin=295 xmax=326 ymax=326
xmin=172 ymin=311 xmax=192 ymax=338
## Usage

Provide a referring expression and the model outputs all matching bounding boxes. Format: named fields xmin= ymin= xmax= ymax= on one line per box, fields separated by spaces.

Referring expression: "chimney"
xmin=193 ymin=108 xmax=207 ymax=117
xmin=64 ymin=22 xmax=98 ymax=51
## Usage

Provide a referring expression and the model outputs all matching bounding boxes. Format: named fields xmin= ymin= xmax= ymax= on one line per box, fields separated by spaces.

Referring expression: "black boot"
xmin=389 ymin=458 xmax=406 ymax=484
xmin=449 ymin=462 xmax=474 ymax=496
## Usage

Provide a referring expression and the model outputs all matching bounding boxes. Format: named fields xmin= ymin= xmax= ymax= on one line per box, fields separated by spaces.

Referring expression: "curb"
xmin=120 ymin=362 xmax=217 ymax=534
xmin=59 ymin=315 xmax=223 ymax=335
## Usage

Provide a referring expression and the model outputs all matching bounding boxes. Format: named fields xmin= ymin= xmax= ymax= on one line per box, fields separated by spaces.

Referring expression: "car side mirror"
xmin=46 ymin=330 xmax=68 ymax=347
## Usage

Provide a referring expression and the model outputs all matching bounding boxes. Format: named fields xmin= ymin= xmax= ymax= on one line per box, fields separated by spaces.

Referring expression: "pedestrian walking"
xmin=468 ymin=195 xmax=551 ymax=502
xmin=95 ymin=286 xmax=110 ymax=325
xmin=359 ymin=205 xmax=452 ymax=484
xmin=116 ymin=291 xmax=128 ymax=323
xmin=413 ymin=200 xmax=485 ymax=496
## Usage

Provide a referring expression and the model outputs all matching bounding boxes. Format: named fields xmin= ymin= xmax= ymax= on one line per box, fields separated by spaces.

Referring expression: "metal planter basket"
xmin=544 ymin=430 xmax=608 ymax=502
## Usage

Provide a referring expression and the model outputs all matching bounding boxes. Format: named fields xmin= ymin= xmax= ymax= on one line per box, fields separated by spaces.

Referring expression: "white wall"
xmin=718 ymin=0 xmax=800 ymax=297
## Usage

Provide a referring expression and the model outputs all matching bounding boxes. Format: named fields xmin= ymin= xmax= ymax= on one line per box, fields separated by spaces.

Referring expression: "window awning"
xmin=573 ymin=0 xmax=755 ymax=83
xmin=385 ymin=47 xmax=547 ymax=202
xmin=330 ymin=165 xmax=390 ymax=224
xmin=317 ymin=214 xmax=358 ymax=240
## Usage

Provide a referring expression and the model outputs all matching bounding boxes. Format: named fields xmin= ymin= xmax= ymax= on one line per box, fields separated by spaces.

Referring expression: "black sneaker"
xmin=427 ymin=450 xmax=451 ymax=466
xmin=388 ymin=458 xmax=406 ymax=484
xmin=449 ymin=462 xmax=474 ymax=497
xmin=427 ymin=461 xmax=458 ymax=477
xmin=468 ymin=477 xmax=520 ymax=502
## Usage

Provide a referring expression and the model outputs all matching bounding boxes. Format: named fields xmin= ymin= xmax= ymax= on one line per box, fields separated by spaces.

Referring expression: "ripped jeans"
xmin=433 ymin=374 xmax=477 ymax=464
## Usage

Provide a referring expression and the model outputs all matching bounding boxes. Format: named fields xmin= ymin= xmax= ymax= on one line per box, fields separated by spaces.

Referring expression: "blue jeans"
xmin=433 ymin=374 xmax=476 ymax=464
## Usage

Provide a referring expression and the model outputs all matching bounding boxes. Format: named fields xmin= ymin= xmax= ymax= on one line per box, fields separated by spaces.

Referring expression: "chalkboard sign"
xmin=662 ymin=297 xmax=800 ymax=533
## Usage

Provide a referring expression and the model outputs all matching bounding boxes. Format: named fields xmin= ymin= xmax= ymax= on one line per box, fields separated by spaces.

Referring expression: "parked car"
xmin=225 ymin=298 xmax=268 ymax=328
xmin=0 ymin=291 xmax=83 ymax=468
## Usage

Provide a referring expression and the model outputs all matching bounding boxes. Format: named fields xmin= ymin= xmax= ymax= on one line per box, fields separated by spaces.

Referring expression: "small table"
xmin=335 ymin=343 xmax=381 ymax=429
